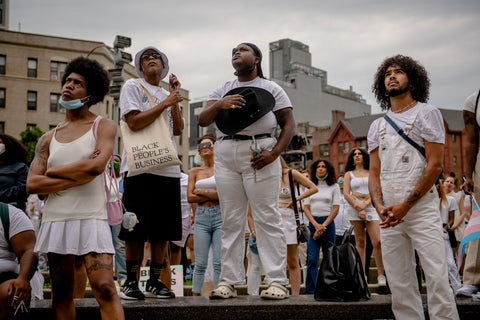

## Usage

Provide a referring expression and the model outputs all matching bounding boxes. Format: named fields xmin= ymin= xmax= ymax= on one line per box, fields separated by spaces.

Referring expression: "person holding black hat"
xmin=199 ymin=42 xmax=295 ymax=299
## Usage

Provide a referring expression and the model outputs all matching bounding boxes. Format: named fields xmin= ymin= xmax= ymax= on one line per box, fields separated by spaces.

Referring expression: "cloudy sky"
xmin=9 ymin=0 xmax=480 ymax=114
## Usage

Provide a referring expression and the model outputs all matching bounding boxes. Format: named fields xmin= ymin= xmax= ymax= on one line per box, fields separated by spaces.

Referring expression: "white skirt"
xmin=279 ymin=207 xmax=298 ymax=245
xmin=35 ymin=219 xmax=114 ymax=255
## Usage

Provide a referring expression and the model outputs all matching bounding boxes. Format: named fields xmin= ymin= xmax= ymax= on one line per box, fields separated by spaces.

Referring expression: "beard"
xmin=387 ymin=84 xmax=409 ymax=97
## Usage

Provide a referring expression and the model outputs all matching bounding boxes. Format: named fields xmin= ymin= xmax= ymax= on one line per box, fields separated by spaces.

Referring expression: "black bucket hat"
xmin=215 ymin=86 xmax=275 ymax=135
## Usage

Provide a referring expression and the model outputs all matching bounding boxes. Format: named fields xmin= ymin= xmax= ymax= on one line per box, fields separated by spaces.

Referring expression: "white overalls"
xmin=378 ymin=107 xmax=459 ymax=320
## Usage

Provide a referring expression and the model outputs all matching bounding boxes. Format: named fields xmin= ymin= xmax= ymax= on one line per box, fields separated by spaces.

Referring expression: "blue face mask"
xmin=58 ymin=96 xmax=90 ymax=110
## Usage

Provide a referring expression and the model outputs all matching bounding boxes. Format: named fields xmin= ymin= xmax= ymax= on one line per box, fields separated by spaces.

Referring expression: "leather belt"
xmin=221 ymin=133 xmax=272 ymax=140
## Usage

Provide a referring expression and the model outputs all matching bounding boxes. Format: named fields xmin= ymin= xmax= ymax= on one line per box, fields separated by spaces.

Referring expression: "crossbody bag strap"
xmin=288 ymin=169 xmax=301 ymax=226
xmin=384 ymin=115 xmax=426 ymax=158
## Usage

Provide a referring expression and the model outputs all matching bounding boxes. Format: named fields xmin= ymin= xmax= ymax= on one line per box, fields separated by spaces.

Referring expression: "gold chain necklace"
xmin=392 ymin=100 xmax=416 ymax=113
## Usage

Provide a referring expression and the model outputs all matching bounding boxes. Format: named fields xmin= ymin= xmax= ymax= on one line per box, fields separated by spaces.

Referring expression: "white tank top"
xmin=195 ymin=175 xmax=216 ymax=190
xmin=349 ymin=172 xmax=369 ymax=195
xmin=42 ymin=117 xmax=107 ymax=222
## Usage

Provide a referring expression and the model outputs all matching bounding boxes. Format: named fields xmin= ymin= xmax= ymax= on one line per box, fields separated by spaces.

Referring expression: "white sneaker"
xmin=377 ymin=275 xmax=387 ymax=287
xmin=456 ymin=284 xmax=479 ymax=297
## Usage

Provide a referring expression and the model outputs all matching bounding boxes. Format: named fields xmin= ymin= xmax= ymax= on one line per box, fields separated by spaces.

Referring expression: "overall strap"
xmin=404 ymin=103 xmax=424 ymax=135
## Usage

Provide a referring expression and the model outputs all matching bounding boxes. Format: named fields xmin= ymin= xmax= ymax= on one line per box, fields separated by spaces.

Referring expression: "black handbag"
xmin=288 ymin=169 xmax=310 ymax=243
xmin=314 ymin=226 xmax=371 ymax=301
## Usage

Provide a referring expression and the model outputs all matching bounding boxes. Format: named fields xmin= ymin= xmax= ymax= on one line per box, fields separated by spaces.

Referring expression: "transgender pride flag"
xmin=457 ymin=197 xmax=480 ymax=268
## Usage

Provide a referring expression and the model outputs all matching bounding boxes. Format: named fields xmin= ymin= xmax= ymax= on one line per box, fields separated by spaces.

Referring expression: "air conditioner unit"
xmin=323 ymin=152 xmax=329 ymax=156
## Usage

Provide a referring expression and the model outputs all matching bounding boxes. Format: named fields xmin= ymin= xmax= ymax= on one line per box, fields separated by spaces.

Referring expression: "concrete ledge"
xmin=26 ymin=295 xmax=478 ymax=320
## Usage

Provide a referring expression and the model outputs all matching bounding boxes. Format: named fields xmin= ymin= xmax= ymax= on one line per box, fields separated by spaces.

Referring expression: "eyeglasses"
xmin=141 ymin=53 xmax=162 ymax=61
xmin=198 ymin=141 xmax=212 ymax=151
xmin=337 ymin=179 xmax=344 ymax=184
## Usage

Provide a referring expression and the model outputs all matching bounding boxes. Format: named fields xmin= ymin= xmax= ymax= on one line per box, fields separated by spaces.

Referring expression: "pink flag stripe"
xmin=457 ymin=200 xmax=480 ymax=267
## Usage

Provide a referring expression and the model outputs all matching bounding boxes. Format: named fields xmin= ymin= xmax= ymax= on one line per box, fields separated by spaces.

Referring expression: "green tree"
xmin=20 ymin=126 xmax=44 ymax=164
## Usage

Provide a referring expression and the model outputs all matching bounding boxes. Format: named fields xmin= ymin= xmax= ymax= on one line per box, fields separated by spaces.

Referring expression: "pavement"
xmin=26 ymin=294 xmax=479 ymax=320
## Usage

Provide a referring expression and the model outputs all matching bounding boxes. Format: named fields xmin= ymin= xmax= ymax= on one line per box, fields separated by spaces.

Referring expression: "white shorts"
xmin=279 ymin=207 xmax=298 ymax=245
xmin=346 ymin=204 xmax=380 ymax=222
xmin=171 ymin=216 xmax=192 ymax=248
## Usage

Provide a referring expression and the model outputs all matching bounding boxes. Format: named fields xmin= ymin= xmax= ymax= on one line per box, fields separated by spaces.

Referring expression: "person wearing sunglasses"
xmin=343 ymin=148 xmax=386 ymax=288
xmin=117 ymin=46 xmax=183 ymax=300
xmin=187 ymin=133 xmax=222 ymax=296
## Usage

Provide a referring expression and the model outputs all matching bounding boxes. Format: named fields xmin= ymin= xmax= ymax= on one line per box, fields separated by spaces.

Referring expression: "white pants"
xmin=443 ymin=238 xmax=461 ymax=293
xmin=381 ymin=190 xmax=459 ymax=320
xmin=247 ymin=247 xmax=263 ymax=295
xmin=214 ymin=137 xmax=288 ymax=286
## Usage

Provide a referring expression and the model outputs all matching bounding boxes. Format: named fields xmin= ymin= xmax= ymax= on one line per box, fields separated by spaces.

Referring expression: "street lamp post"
xmin=109 ymin=35 xmax=132 ymax=155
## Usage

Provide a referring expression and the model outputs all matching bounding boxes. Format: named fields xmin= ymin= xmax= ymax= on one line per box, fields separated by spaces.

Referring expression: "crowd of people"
xmin=0 ymin=43 xmax=478 ymax=320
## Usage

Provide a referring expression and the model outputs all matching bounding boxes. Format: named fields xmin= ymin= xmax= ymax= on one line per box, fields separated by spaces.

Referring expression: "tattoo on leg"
xmin=86 ymin=254 xmax=113 ymax=274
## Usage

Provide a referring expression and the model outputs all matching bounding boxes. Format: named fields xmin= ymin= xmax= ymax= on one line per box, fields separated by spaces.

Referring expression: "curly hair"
xmin=345 ymin=148 xmax=369 ymax=172
xmin=372 ymin=55 xmax=430 ymax=111
xmin=0 ymin=134 xmax=28 ymax=164
xmin=310 ymin=159 xmax=336 ymax=186
xmin=61 ymin=56 xmax=110 ymax=107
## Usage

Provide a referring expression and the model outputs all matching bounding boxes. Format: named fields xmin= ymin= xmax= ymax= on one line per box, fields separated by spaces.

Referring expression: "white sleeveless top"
xmin=42 ymin=117 xmax=107 ymax=222
xmin=349 ymin=172 xmax=369 ymax=195
xmin=195 ymin=175 xmax=216 ymax=190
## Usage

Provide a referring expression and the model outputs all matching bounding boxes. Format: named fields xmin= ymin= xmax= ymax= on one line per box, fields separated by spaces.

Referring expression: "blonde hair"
xmin=436 ymin=180 xmax=448 ymax=210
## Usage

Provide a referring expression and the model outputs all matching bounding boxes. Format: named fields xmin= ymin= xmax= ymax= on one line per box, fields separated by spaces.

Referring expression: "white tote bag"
xmin=120 ymin=80 xmax=181 ymax=177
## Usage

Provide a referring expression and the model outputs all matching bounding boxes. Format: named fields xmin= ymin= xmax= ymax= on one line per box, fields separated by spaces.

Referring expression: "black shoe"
xmin=145 ymin=279 xmax=175 ymax=299
xmin=119 ymin=280 xmax=145 ymax=300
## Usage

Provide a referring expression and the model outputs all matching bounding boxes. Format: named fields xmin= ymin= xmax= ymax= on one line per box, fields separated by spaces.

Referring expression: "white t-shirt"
xmin=180 ymin=172 xmax=191 ymax=219
xmin=440 ymin=195 xmax=459 ymax=225
xmin=208 ymin=77 xmax=292 ymax=137
xmin=304 ymin=181 xmax=340 ymax=217
xmin=368 ymin=103 xmax=445 ymax=153
xmin=463 ymin=91 xmax=480 ymax=126
xmin=119 ymin=78 xmax=181 ymax=178
xmin=0 ymin=205 xmax=35 ymax=274
xmin=334 ymin=194 xmax=351 ymax=235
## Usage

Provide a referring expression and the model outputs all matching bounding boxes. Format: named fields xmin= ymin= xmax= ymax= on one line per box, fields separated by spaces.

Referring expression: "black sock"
xmin=150 ymin=262 xmax=162 ymax=283
xmin=126 ymin=260 xmax=139 ymax=283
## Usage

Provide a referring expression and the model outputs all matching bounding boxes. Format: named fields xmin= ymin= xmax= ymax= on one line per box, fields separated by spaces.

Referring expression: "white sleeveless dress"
xmin=34 ymin=117 xmax=114 ymax=255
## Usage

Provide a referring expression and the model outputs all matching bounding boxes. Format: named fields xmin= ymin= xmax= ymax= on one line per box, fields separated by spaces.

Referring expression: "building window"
xmin=50 ymin=61 xmax=67 ymax=80
xmin=26 ymin=123 xmax=37 ymax=130
xmin=338 ymin=142 xmax=343 ymax=154
xmin=339 ymin=163 xmax=344 ymax=175
xmin=344 ymin=141 xmax=349 ymax=153
xmin=360 ymin=139 xmax=367 ymax=149
xmin=28 ymin=58 xmax=37 ymax=77
xmin=452 ymin=133 xmax=456 ymax=143
xmin=319 ymin=144 xmax=329 ymax=157
xmin=0 ymin=88 xmax=5 ymax=108
xmin=0 ymin=122 xmax=4 ymax=134
xmin=27 ymin=91 xmax=37 ymax=110
xmin=189 ymin=155 xmax=195 ymax=169
xmin=0 ymin=55 xmax=5 ymax=74
xmin=49 ymin=125 xmax=57 ymax=130
xmin=50 ymin=93 xmax=63 ymax=112
xmin=453 ymin=156 xmax=457 ymax=166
